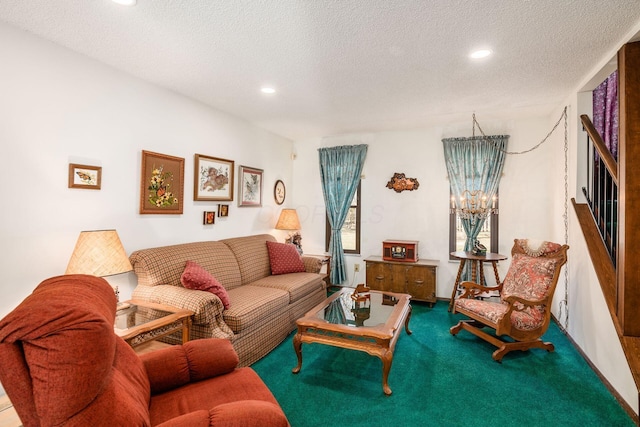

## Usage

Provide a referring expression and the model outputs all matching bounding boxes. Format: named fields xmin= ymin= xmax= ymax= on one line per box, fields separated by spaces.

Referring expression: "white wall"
xmin=292 ymin=116 xmax=564 ymax=296
xmin=0 ymin=22 xmax=294 ymax=317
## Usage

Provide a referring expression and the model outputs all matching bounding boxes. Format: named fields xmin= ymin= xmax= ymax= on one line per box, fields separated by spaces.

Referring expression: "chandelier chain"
xmin=560 ymin=105 xmax=569 ymax=329
xmin=473 ymin=107 xmax=567 ymax=155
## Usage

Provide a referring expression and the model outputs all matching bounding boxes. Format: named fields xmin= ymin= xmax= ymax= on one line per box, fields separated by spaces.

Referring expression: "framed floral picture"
xmin=140 ymin=150 xmax=185 ymax=214
xmin=68 ymin=163 xmax=102 ymax=190
xmin=238 ymin=165 xmax=263 ymax=207
xmin=194 ymin=154 xmax=234 ymax=201
xmin=203 ymin=211 xmax=215 ymax=225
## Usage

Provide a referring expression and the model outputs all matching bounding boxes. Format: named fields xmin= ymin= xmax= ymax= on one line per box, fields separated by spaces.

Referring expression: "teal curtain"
xmin=319 ymin=144 xmax=368 ymax=285
xmin=443 ymin=136 xmax=508 ymax=279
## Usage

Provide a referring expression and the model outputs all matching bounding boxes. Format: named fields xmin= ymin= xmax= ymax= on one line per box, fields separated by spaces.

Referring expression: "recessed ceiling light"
xmin=111 ymin=0 xmax=136 ymax=6
xmin=261 ymin=87 xmax=276 ymax=94
xmin=470 ymin=49 xmax=492 ymax=59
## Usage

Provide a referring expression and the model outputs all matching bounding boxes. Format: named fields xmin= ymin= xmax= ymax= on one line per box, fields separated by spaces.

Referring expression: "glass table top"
xmin=114 ymin=302 xmax=172 ymax=332
xmin=315 ymin=289 xmax=400 ymax=328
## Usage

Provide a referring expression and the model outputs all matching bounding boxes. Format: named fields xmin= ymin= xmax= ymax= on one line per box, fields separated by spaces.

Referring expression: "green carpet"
xmin=252 ymin=301 xmax=634 ymax=427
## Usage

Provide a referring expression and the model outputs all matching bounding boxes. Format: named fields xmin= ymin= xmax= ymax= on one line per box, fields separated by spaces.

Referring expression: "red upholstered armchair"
xmin=450 ymin=239 xmax=569 ymax=362
xmin=0 ymin=275 xmax=289 ymax=427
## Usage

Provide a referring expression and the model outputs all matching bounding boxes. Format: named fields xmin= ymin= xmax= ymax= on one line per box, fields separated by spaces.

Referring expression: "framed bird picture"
xmin=238 ymin=165 xmax=263 ymax=207
xmin=68 ymin=163 xmax=102 ymax=190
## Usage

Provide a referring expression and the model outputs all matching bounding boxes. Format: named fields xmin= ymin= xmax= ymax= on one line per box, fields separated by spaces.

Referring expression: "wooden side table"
xmin=115 ymin=300 xmax=193 ymax=348
xmin=307 ymin=254 xmax=331 ymax=288
xmin=448 ymin=251 xmax=507 ymax=312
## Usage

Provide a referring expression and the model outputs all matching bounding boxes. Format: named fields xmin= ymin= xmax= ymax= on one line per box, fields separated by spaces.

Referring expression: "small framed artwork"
xmin=68 ymin=164 xmax=102 ymax=190
xmin=218 ymin=204 xmax=229 ymax=217
xmin=203 ymin=211 xmax=215 ymax=225
xmin=238 ymin=165 xmax=263 ymax=207
xmin=274 ymin=179 xmax=286 ymax=205
xmin=140 ymin=150 xmax=185 ymax=215
xmin=194 ymin=154 xmax=234 ymax=201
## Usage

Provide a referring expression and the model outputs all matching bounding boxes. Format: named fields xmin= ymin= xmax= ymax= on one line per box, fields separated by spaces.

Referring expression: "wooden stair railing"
xmin=580 ymin=114 xmax=618 ymax=266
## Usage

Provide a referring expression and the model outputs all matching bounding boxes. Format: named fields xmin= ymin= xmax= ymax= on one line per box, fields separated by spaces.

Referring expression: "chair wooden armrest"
xmin=502 ymin=294 xmax=546 ymax=310
xmin=458 ymin=280 xmax=502 ymax=299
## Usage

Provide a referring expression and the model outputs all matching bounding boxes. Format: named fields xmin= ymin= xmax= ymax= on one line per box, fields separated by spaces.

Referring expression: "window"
xmin=449 ymin=191 xmax=499 ymax=258
xmin=326 ymin=181 xmax=361 ymax=254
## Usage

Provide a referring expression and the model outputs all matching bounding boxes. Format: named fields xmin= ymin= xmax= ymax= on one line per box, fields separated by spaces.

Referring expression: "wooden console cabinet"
xmin=365 ymin=256 xmax=438 ymax=306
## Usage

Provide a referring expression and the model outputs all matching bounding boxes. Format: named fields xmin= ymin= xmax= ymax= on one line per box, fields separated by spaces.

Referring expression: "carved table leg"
xmin=491 ymin=261 xmax=502 ymax=286
xmin=404 ymin=304 xmax=413 ymax=335
xmin=448 ymin=259 xmax=466 ymax=312
xmin=292 ymin=332 xmax=303 ymax=374
xmin=471 ymin=260 xmax=478 ymax=284
xmin=380 ymin=349 xmax=394 ymax=396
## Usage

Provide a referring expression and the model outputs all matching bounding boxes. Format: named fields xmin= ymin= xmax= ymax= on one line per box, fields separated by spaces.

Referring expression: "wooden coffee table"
xmin=114 ymin=300 xmax=193 ymax=348
xmin=292 ymin=286 xmax=412 ymax=395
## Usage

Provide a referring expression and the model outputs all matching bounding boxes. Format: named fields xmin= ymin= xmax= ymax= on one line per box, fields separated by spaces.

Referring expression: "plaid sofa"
xmin=129 ymin=234 xmax=327 ymax=366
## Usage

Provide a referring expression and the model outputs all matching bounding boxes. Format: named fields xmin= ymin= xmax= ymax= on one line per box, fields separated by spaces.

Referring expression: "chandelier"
xmin=450 ymin=190 xmax=497 ymax=223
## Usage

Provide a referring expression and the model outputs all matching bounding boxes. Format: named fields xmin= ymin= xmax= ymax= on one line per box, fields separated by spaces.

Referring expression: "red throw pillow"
xmin=180 ymin=260 xmax=230 ymax=309
xmin=266 ymin=241 xmax=306 ymax=275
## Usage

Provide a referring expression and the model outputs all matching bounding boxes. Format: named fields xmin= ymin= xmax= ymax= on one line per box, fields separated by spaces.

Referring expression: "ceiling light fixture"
xmin=261 ymin=87 xmax=276 ymax=94
xmin=470 ymin=49 xmax=492 ymax=59
xmin=111 ymin=0 xmax=137 ymax=6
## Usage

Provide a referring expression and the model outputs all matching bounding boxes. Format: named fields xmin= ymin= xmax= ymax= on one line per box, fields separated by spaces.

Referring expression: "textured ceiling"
xmin=1 ymin=0 xmax=640 ymax=140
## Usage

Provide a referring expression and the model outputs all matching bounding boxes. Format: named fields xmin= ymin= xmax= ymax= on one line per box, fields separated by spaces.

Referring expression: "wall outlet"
xmin=354 ymin=263 xmax=360 ymax=272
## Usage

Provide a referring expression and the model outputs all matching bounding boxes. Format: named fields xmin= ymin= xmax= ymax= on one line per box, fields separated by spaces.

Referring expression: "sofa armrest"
xmin=132 ymin=284 xmax=224 ymax=325
xmin=140 ymin=338 xmax=239 ymax=395
xmin=301 ymin=256 xmax=323 ymax=274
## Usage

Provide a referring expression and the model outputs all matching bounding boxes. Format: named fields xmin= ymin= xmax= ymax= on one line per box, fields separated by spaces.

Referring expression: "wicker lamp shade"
xmin=65 ymin=230 xmax=133 ymax=277
xmin=275 ymin=209 xmax=301 ymax=230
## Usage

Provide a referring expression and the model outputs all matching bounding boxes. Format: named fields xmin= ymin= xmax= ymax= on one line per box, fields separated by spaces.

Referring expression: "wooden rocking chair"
xmin=450 ymin=239 xmax=569 ymax=362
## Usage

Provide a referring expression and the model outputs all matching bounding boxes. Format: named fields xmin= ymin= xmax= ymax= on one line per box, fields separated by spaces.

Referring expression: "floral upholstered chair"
xmin=450 ymin=239 xmax=569 ymax=362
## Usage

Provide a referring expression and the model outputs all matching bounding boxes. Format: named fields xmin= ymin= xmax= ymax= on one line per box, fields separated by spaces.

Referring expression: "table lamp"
xmin=275 ymin=208 xmax=303 ymax=254
xmin=65 ymin=229 xmax=133 ymax=302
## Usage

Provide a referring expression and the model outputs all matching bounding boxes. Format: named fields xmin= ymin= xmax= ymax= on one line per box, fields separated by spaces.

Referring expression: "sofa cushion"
xmin=223 ymin=286 xmax=289 ymax=333
xmin=250 ymin=273 xmax=325 ymax=304
xmin=501 ymin=253 xmax=558 ymax=325
xmin=266 ymin=241 xmax=306 ymax=275
xmin=181 ymin=260 xmax=231 ymax=309
xmin=221 ymin=234 xmax=275 ymax=285
xmin=130 ymin=241 xmax=243 ymax=290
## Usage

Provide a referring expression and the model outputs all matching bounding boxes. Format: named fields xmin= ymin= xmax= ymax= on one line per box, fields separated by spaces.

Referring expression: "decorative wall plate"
xmin=386 ymin=173 xmax=419 ymax=193
xmin=274 ymin=179 xmax=286 ymax=205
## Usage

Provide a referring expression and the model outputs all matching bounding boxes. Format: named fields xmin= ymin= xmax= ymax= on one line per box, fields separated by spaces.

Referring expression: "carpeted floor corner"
xmin=252 ymin=301 xmax=634 ymax=427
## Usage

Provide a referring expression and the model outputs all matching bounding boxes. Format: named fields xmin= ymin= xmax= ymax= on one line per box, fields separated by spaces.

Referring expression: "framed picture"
xmin=68 ymin=163 xmax=102 ymax=190
xmin=194 ymin=154 xmax=234 ymax=201
xmin=238 ymin=165 xmax=263 ymax=207
xmin=218 ymin=204 xmax=229 ymax=217
xmin=274 ymin=179 xmax=286 ymax=205
xmin=203 ymin=211 xmax=215 ymax=225
xmin=140 ymin=150 xmax=185 ymax=215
